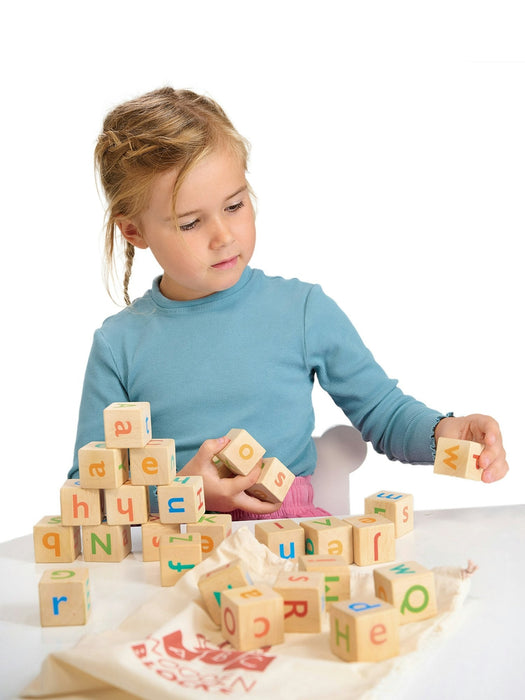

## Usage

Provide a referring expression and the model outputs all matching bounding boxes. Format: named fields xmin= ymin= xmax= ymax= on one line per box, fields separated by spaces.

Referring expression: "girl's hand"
xmin=177 ymin=437 xmax=281 ymax=514
xmin=434 ymin=414 xmax=508 ymax=483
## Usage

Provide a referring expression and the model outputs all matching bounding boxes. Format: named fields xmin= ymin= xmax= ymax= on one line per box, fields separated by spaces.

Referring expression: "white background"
xmin=1 ymin=0 xmax=523 ymax=542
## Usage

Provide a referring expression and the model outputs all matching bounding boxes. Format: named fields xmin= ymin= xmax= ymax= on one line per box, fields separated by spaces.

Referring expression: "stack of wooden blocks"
xmin=34 ymin=408 xmax=295 ymax=627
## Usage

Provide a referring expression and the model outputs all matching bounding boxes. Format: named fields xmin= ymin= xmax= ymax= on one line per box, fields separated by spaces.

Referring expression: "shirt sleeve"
xmin=68 ymin=328 xmax=130 ymax=478
xmin=303 ymin=285 xmax=444 ymax=464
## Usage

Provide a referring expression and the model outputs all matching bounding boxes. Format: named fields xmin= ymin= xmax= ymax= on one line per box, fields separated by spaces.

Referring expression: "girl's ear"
xmin=117 ymin=218 xmax=149 ymax=250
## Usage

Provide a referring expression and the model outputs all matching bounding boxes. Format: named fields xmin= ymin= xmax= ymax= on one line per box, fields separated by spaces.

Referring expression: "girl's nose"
xmin=210 ymin=217 xmax=234 ymax=248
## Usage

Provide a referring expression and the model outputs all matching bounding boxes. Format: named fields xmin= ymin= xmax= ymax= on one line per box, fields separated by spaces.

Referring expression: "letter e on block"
xmin=329 ymin=596 xmax=399 ymax=662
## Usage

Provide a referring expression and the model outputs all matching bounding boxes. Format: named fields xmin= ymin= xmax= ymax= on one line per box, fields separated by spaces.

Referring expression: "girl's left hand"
xmin=434 ymin=414 xmax=508 ymax=483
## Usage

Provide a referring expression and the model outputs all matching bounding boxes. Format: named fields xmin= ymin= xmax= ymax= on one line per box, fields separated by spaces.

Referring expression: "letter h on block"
xmin=329 ymin=597 xmax=400 ymax=662
xmin=39 ymin=568 xmax=91 ymax=627
xmin=221 ymin=584 xmax=284 ymax=651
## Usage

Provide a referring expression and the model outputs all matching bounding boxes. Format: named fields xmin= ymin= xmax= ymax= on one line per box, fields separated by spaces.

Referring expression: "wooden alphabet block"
xmin=343 ymin=514 xmax=395 ymax=566
xmin=186 ymin=514 xmax=233 ymax=558
xmin=39 ymin=567 xmax=91 ymax=627
xmin=434 ymin=437 xmax=483 ymax=481
xmin=221 ymin=584 xmax=284 ymax=651
xmin=298 ymin=554 xmax=350 ymax=609
xmin=129 ymin=438 xmax=176 ymax=486
xmin=254 ymin=519 xmax=305 ymax=560
xmin=82 ymin=522 xmax=131 ymax=562
xmin=104 ymin=481 xmax=150 ymax=525
xmin=273 ymin=571 xmax=325 ymax=633
xmin=329 ymin=597 xmax=399 ymax=662
xmin=60 ymin=479 xmax=103 ymax=527
xmin=141 ymin=516 xmax=181 ymax=562
xmin=103 ymin=401 xmax=152 ymax=448
xmin=245 ymin=457 xmax=295 ymax=504
xmin=300 ymin=517 xmax=353 ymax=563
xmin=373 ymin=560 xmax=438 ymax=625
xmin=364 ymin=491 xmax=414 ymax=538
xmin=157 ymin=476 xmax=205 ymax=523
xmin=198 ymin=558 xmax=252 ymax=625
xmin=159 ymin=533 xmax=202 ymax=586
xmin=78 ymin=441 xmax=129 ymax=489
xmin=215 ymin=429 xmax=265 ymax=476
xmin=33 ymin=516 xmax=81 ymax=563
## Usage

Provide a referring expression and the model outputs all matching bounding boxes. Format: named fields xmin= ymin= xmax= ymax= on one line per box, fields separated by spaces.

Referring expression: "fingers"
xmin=468 ymin=415 xmax=509 ymax=483
xmin=221 ymin=462 xmax=281 ymax=514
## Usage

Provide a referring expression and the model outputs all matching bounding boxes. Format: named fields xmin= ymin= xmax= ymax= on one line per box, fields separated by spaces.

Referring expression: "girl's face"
xmin=121 ymin=147 xmax=256 ymax=301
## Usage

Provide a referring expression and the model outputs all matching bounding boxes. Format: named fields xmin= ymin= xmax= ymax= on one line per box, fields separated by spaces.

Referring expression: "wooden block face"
xmin=157 ymin=476 xmax=205 ymax=523
xmin=364 ymin=491 xmax=414 ymax=538
xmin=33 ymin=516 xmax=81 ymax=563
xmin=78 ymin=442 xmax=129 ymax=489
xmin=273 ymin=571 xmax=325 ymax=633
xmin=245 ymin=458 xmax=295 ymax=504
xmin=141 ymin=516 xmax=181 ymax=562
xmin=186 ymin=514 xmax=233 ymax=558
xmin=33 ymin=516 xmax=80 ymax=563
xmin=39 ymin=567 xmax=91 ymax=627
xmin=221 ymin=584 xmax=284 ymax=651
xmin=198 ymin=558 xmax=252 ymax=625
xmin=300 ymin=517 xmax=353 ymax=563
xmin=298 ymin=554 xmax=350 ymax=609
xmin=373 ymin=561 xmax=437 ymax=625
xmin=82 ymin=522 xmax=132 ymax=562
xmin=103 ymin=401 xmax=152 ymax=448
xmin=434 ymin=437 xmax=483 ymax=481
xmin=216 ymin=429 xmax=265 ymax=476
xmin=330 ymin=597 xmax=399 ymax=662
xmin=129 ymin=438 xmax=176 ymax=486
xmin=159 ymin=534 xmax=202 ymax=586
xmin=60 ymin=479 xmax=103 ymax=526
xmin=105 ymin=481 xmax=150 ymax=525
xmin=344 ymin=514 xmax=396 ymax=566
xmin=254 ymin=519 xmax=305 ymax=560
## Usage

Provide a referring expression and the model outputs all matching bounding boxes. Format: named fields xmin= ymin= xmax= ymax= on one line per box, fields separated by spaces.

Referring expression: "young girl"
xmin=69 ymin=87 xmax=508 ymax=519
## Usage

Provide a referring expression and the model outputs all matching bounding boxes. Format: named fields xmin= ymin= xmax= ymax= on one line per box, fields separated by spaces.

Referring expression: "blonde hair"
xmin=94 ymin=87 xmax=250 ymax=305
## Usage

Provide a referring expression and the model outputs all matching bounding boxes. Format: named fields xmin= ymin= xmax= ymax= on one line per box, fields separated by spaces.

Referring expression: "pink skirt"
xmin=228 ymin=475 xmax=331 ymax=521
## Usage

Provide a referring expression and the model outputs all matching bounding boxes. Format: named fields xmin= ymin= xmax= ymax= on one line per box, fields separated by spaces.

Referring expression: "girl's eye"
xmin=179 ymin=219 xmax=199 ymax=232
xmin=225 ymin=200 xmax=245 ymax=213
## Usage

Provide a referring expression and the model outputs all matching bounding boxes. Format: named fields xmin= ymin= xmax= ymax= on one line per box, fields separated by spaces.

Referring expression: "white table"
xmin=1 ymin=505 xmax=524 ymax=700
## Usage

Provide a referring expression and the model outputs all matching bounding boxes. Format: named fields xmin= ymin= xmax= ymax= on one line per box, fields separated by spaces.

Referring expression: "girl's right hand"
xmin=177 ymin=437 xmax=281 ymax=515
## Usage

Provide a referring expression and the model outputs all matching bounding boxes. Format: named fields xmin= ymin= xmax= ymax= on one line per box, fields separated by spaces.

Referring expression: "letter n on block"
xmin=157 ymin=476 xmax=205 ymax=524
xmin=39 ymin=567 xmax=91 ymax=627
xmin=373 ymin=560 xmax=437 ymax=624
xmin=254 ymin=519 xmax=305 ymax=560
xmin=82 ymin=522 xmax=131 ymax=562
xmin=221 ymin=584 xmax=284 ymax=651
xmin=329 ymin=597 xmax=399 ymax=662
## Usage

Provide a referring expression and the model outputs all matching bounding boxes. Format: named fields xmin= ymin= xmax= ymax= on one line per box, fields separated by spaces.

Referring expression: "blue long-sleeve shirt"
xmin=70 ymin=267 xmax=444 ymax=485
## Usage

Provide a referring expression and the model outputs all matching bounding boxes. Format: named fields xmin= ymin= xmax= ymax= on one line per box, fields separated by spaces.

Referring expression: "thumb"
xmin=198 ymin=436 xmax=230 ymax=460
